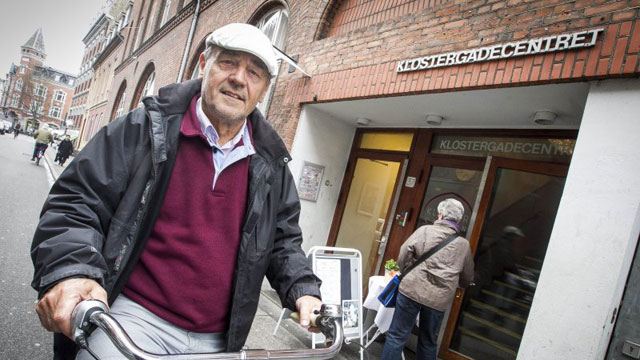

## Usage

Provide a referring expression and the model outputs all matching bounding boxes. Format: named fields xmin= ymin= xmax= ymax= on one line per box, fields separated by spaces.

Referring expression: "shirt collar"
xmin=196 ymin=97 xmax=248 ymax=151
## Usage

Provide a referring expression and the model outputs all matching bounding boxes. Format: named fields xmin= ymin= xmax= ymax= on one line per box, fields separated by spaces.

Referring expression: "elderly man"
xmin=381 ymin=198 xmax=474 ymax=360
xmin=31 ymin=23 xmax=322 ymax=359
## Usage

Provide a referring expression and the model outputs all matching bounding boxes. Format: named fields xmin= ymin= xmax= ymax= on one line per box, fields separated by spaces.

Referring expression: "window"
xmin=49 ymin=106 xmax=62 ymax=119
xmin=189 ymin=40 xmax=207 ymax=80
xmin=124 ymin=4 xmax=132 ymax=26
xmin=135 ymin=17 xmax=145 ymax=49
xmin=160 ymin=0 xmax=172 ymax=27
xmin=11 ymin=94 xmax=19 ymax=107
xmin=116 ymin=91 xmax=127 ymax=118
xmin=30 ymin=100 xmax=43 ymax=114
xmin=111 ymin=81 xmax=128 ymax=120
xmin=15 ymin=79 xmax=23 ymax=92
xmin=34 ymin=84 xmax=47 ymax=98
xmin=138 ymin=72 xmax=155 ymax=107
xmin=54 ymin=89 xmax=66 ymax=102
xmin=19 ymin=67 xmax=25 ymax=74
xmin=253 ymin=6 xmax=289 ymax=115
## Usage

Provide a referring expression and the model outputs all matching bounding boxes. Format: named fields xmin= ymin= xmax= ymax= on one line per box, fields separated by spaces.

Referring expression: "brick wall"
xmin=101 ymin=0 xmax=639 ymax=149
xmin=265 ymin=0 xmax=640 ymax=146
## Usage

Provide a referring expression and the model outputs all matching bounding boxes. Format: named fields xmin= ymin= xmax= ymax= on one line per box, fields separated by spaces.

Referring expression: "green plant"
xmin=384 ymin=259 xmax=399 ymax=271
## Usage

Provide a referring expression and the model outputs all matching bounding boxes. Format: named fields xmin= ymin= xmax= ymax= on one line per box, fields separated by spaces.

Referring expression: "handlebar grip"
xmin=71 ymin=299 xmax=109 ymax=342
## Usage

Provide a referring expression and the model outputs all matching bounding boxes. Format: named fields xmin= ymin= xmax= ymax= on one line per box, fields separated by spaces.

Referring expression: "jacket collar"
xmin=435 ymin=219 xmax=461 ymax=233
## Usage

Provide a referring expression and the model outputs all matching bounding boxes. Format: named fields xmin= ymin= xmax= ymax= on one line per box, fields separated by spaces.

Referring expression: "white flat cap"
xmin=206 ymin=23 xmax=278 ymax=78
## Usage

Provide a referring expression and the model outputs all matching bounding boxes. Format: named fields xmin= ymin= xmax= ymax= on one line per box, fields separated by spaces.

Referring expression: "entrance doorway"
xmin=439 ymin=157 xmax=568 ymax=360
xmin=328 ymin=130 xmax=415 ymax=286
xmin=332 ymin=155 xmax=406 ymax=286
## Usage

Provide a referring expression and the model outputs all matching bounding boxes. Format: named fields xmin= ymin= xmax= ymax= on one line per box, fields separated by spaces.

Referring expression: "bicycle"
xmin=71 ymin=299 xmax=344 ymax=360
xmin=34 ymin=143 xmax=48 ymax=166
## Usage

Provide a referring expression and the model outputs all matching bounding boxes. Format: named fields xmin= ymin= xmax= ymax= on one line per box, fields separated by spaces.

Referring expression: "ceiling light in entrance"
xmin=425 ymin=114 xmax=444 ymax=126
xmin=533 ymin=110 xmax=557 ymax=125
xmin=356 ymin=117 xmax=371 ymax=126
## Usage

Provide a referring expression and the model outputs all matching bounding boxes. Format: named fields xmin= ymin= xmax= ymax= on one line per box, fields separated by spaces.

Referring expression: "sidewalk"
xmin=43 ymin=151 xmax=383 ymax=359
xmin=42 ymin=144 xmax=71 ymax=180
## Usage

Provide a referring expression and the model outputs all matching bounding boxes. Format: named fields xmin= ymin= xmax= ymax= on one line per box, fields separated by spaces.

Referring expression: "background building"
xmin=2 ymin=29 xmax=75 ymax=132
xmin=76 ymin=0 xmax=132 ymax=148
xmin=75 ymin=1 xmax=640 ymax=359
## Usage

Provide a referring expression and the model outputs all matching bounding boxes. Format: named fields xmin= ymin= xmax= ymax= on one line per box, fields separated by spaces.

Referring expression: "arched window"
xmin=131 ymin=63 xmax=156 ymax=108
xmin=187 ymin=38 xmax=207 ymax=81
xmin=111 ymin=80 xmax=128 ymax=121
xmin=139 ymin=72 xmax=155 ymax=107
xmin=251 ymin=4 xmax=289 ymax=116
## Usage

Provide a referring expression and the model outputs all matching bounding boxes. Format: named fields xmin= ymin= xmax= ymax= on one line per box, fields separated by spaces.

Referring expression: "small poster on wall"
xmin=298 ymin=161 xmax=325 ymax=202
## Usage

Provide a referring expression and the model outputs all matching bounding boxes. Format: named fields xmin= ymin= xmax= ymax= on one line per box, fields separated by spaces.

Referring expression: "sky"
xmin=0 ymin=0 xmax=109 ymax=76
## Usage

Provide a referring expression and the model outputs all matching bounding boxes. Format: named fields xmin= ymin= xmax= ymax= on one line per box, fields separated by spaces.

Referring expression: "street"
xmin=0 ymin=132 xmax=374 ymax=360
xmin=0 ymin=132 xmax=54 ymax=359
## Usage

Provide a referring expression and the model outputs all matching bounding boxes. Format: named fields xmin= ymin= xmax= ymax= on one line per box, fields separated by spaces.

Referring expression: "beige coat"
xmin=397 ymin=220 xmax=474 ymax=312
xmin=34 ymin=128 xmax=53 ymax=144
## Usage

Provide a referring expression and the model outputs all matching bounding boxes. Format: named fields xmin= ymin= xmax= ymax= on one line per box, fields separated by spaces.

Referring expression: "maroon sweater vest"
xmin=123 ymin=95 xmax=250 ymax=333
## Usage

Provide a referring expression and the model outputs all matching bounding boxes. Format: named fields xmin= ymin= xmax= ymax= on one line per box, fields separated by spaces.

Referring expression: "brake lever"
xmin=71 ymin=299 xmax=109 ymax=343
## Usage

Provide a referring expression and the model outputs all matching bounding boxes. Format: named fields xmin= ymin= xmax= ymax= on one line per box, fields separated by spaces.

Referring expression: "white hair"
xmin=437 ymin=198 xmax=464 ymax=223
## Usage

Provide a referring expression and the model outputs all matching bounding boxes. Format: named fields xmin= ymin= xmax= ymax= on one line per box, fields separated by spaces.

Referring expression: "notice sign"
xmin=298 ymin=161 xmax=325 ymax=202
xmin=397 ymin=28 xmax=604 ymax=73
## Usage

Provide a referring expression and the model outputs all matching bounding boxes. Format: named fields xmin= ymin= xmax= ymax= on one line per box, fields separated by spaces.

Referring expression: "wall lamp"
xmin=533 ymin=110 xmax=557 ymax=125
xmin=356 ymin=117 xmax=371 ymax=126
xmin=425 ymin=114 xmax=444 ymax=126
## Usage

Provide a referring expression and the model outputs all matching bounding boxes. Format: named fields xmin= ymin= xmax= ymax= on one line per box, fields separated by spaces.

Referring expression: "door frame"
xmin=438 ymin=156 xmax=569 ymax=360
xmin=326 ymin=151 xmax=409 ymax=282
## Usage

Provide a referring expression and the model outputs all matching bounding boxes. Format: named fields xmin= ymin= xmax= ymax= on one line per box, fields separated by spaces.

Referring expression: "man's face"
xmin=199 ymin=48 xmax=270 ymax=126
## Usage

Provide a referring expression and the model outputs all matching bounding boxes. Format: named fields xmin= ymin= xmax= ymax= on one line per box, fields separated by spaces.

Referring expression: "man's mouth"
xmin=221 ymin=90 xmax=244 ymax=101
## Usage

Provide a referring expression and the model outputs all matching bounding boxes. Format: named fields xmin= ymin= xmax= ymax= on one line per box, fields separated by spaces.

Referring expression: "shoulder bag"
xmin=377 ymin=232 xmax=459 ymax=308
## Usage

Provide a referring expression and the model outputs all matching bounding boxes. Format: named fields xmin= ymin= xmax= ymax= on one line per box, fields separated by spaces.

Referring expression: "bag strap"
xmin=398 ymin=232 xmax=459 ymax=281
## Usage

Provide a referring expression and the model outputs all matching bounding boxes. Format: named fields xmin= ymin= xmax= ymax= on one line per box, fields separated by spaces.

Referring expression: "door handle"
xmin=376 ymin=235 xmax=387 ymax=244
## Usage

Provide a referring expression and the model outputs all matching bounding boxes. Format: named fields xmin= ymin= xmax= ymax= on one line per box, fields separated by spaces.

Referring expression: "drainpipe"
xmin=177 ymin=0 xmax=202 ymax=82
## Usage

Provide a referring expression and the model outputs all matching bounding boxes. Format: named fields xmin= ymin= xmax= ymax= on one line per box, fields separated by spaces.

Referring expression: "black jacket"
xmin=31 ymin=79 xmax=322 ymax=358
xmin=57 ymin=139 xmax=74 ymax=157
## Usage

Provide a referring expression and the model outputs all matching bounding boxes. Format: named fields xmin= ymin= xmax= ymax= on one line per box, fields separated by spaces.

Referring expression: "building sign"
xmin=431 ymin=135 xmax=576 ymax=162
xmin=397 ymin=28 xmax=604 ymax=73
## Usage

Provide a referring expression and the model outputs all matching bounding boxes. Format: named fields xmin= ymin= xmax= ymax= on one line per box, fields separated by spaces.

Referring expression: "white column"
xmin=518 ymin=78 xmax=640 ymax=359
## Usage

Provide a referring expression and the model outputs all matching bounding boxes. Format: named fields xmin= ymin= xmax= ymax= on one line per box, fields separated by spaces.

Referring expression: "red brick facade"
xmin=97 ymin=0 xmax=639 ymax=148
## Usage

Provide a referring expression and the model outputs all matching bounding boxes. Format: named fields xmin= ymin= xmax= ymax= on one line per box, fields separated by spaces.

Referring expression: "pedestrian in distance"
xmin=54 ymin=135 xmax=74 ymax=166
xmin=13 ymin=121 xmax=21 ymax=138
xmin=31 ymin=125 xmax=53 ymax=161
xmin=381 ymin=198 xmax=474 ymax=360
xmin=31 ymin=23 xmax=323 ymax=359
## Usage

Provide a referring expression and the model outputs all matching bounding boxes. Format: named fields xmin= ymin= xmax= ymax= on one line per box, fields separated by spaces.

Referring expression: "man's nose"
xmin=228 ymin=65 xmax=249 ymax=86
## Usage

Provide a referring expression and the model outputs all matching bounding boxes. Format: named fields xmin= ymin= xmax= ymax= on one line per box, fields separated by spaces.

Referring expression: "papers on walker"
xmin=315 ymin=258 xmax=341 ymax=305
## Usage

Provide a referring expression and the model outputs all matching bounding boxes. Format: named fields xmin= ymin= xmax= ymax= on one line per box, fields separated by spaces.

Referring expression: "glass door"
xmin=332 ymin=154 xmax=406 ymax=285
xmin=440 ymin=157 xmax=568 ymax=360
xmin=415 ymin=156 xmax=486 ymax=238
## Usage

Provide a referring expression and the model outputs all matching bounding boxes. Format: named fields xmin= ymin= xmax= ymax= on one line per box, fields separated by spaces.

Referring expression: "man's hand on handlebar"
xmin=35 ymin=278 xmax=108 ymax=339
xmin=295 ymin=295 xmax=323 ymax=332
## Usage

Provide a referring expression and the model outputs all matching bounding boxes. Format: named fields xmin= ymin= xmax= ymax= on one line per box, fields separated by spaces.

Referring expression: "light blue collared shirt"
xmin=196 ymin=97 xmax=255 ymax=190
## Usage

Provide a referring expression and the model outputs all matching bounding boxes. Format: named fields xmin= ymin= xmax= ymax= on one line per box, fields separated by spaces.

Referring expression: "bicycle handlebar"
xmin=71 ymin=300 xmax=344 ymax=360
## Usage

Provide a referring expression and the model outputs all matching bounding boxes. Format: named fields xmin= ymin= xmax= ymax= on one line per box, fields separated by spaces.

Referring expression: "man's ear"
xmin=198 ymin=53 xmax=207 ymax=74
